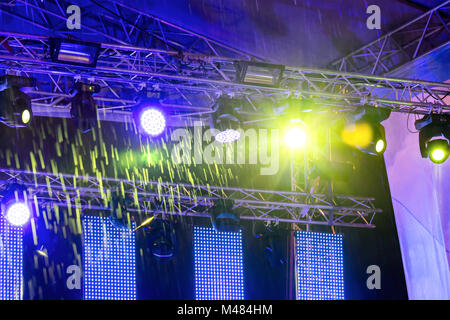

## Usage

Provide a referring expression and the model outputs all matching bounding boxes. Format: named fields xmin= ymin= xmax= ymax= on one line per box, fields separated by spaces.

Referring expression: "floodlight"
xmin=50 ymin=38 xmax=100 ymax=67
xmin=236 ymin=61 xmax=284 ymax=87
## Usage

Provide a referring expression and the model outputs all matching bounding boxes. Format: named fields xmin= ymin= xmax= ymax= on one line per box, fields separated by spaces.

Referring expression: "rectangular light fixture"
xmin=296 ymin=231 xmax=344 ymax=300
xmin=236 ymin=61 xmax=284 ymax=87
xmin=0 ymin=217 xmax=23 ymax=300
xmin=194 ymin=227 xmax=244 ymax=300
xmin=50 ymin=39 xmax=100 ymax=67
xmin=83 ymin=216 xmax=136 ymax=300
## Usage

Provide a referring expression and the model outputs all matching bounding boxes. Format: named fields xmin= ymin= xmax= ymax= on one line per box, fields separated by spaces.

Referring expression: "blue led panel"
xmin=0 ymin=216 xmax=23 ymax=300
xmin=194 ymin=227 xmax=244 ymax=300
xmin=83 ymin=216 xmax=136 ymax=300
xmin=296 ymin=231 xmax=344 ymax=300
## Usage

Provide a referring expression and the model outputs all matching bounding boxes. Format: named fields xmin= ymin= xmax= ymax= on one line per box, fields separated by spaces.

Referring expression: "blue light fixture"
xmin=49 ymin=39 xmax=100 ymax=67
xmin=296 ymin=231 xmax=344 ymax=300
xmin=138 ymin=107 xmax=166 ymax=137
xmin=0 ymin=184 xmax=31 ymax=227
xmin=0 ymin=216 xmax=23 ymax=300
xmin=194 ymin=227 xmax=244 ymax=300
xmin=83 ymin=216 xmax=136 ymax=300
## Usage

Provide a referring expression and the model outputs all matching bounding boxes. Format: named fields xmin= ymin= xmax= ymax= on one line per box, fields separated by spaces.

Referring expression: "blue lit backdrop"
xmin=0 ymin=216 xmax=23 ymax=300
xmin=83 ymin=216 xmax=136 ymax=300
xmin=194 ymin=227 xmax=244 ymax=300
xmin=296 ymin=231 xmax=344 ymax=300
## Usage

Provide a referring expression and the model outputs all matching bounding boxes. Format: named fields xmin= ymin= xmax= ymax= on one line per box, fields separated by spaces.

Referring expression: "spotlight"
xmin=133 ymin=89 xmax=167 ymax=137
xmin=137 ymin=108 xmax=166 ymax=137
xmin=342 ymin=106 xmax=390 ymax=155
xmin=70 ymin=82 xmax=100 ymax=133
xmin=0 ymin=75 xmax=35 ymax=127
xmin=284 ymin=124 xmax=307 ymax=149
xmin=416 ymin=114 xmax=450 ymax=164
xmin=0 ymin=184 xmax=31 ymax=226
xmin=209 ymin=199 xmax=240 ymax=233
xmin=49 ymin=38 xmax=100 ymax=67
xmin=211 ymin=97 xmax=242 ymax=143
xmin=236 ymin=61 xmax=284 ymax=87
xmin=145 ymin=219 xmax=177 ymax=260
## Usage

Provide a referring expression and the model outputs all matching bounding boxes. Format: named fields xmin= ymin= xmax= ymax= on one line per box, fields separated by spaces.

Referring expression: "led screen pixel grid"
xmin=83 ymin=216 xmax=136 ymax=300
xmin=296 ymin=231 xmax=344 ymax=300
xmin=0 ymin=216 xmax=23 ymax=300
xmin=194 ymin=227 xmax=244 ymax=300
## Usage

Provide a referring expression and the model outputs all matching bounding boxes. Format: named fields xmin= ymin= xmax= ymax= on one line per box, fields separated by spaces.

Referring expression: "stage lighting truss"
xmin=0 ymin=168 xmax=381 ymax=229
xmin=0 ymin=33 xmax=448 ymax=126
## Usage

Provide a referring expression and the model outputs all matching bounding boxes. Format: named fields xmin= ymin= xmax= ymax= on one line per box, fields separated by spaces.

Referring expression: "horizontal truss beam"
xmin=0 ymin=168 xmax=381 ymax=228
xmin=330 ymin=1 xmax=450 ymax=75
xmin=0 ymin=32 xmax=449 ymax=121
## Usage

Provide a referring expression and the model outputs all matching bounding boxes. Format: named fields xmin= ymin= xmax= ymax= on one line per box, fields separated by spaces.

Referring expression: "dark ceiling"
xmin=1 ymin=0 xmax=447 ymax=67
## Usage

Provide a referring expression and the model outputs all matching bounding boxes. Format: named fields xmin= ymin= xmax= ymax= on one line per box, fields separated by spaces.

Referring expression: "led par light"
xmin=415 ymin=114 xmax=450 ymax=164
xmin=49 ymin=38 xmax=100 ymax=67
xmin=0 ymin=184 xmax=31 ymax=226
xmin=209 ymin=199 xmax=240 ymax=233
xmin=70 ymin=82 xmax=100 ymax=133
xmin=236 ymin=61 xmax=284 ymax=87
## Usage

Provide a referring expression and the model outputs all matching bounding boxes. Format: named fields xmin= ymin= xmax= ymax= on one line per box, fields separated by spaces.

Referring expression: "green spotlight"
xmin=285 ymin=126 xmax=307 ymax=149
xmin=428 ymin=139 xmax=449 ymax=164
xmin=375 ymin=138 xmax=386 ymax=154
xmin=21 ymin=109 xmax=31 ymax=125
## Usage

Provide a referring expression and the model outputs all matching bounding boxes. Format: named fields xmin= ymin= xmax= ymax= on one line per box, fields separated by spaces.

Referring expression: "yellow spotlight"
xmin=341 ymin=122 xmax=373 ymax=148
xmin=285 ymin=126 xmax=307 ymax=149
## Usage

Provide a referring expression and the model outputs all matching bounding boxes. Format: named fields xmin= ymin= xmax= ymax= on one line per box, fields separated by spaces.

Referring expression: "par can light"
xmin=137 ymin=107 xmax=166 ymax=137
xmin=1 ymin=184 xmax=31 ymax=226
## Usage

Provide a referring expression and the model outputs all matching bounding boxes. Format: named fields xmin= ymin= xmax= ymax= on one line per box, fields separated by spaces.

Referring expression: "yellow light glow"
xmin=341 ymin=122 xmax=373 ymax=148
xmin=21 ymin=109 xmax=31 ymax=124
xmin=285 ymin=126 xmax=307 ymax=149
xmin=375 ymin=139 xmax=385 ymax=153
xmin=431 ymin=149 xmax=446 ymax=162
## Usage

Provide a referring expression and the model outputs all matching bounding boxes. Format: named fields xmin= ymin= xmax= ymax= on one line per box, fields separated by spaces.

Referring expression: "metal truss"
xmin=330 ymin=1 xmax=450 ymax=75
xmin=0 ymin=168 xmax=381 ymax=228
xmin=0 ymin=0 xmax=260 ymax=61
xmin=0 ymin=32 xmax=449 ymax=123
